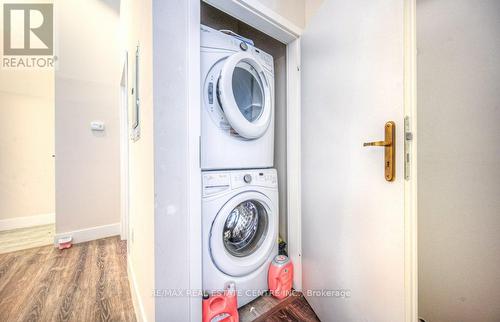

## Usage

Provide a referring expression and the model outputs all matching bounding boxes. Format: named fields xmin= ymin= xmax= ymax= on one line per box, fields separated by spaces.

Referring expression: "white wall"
xmin=255 ymin=0 xmax=305 ymax=28
xmin=0 ymin=70 xmax=54 ymax=223
xmin=244 ymin=0 xmax=327 ymax=30
xmin=417 ymin=1 xmax=500 ymax=321
xmin=120 ymin=0 xmax=155 ymax=320
xmin=0 ymin=0 xmax=55 ymax=227
xmin=305 ymin=0 xmax=324 ymax=23
xmin=122 ymin=1 xmax=202 ymax=320
xmin=55 ymin=0 xmax=121 ymax=237
xmin=152 ymin=0 xmax=201 ymax=320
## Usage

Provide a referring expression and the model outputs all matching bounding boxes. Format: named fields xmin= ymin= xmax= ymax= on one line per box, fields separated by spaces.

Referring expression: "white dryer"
xmin=201 ymin=25 xmax=275 ymax=170
xmin=202 ymin=169 xmax=278 ymax=307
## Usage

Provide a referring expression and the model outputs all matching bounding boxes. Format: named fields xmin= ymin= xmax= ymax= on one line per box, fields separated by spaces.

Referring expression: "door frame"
xmin=120 ymin=51 xmax=130 ymax=242
xmin=404 ymin=0 xmax=418 ymax=321
xmin=188 ymin=1 xmax=418 ymax=321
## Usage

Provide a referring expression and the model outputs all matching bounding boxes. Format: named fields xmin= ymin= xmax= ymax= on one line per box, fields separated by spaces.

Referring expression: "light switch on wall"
xmin=90 ymin=121 xmax=105 ymax=131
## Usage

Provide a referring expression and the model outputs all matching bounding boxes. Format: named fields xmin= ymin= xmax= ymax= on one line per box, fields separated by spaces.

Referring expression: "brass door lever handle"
xmin=363 ymin=140 xmax=391 ymax=147
xmin=363 ymin=121 xmax=395 ymax=181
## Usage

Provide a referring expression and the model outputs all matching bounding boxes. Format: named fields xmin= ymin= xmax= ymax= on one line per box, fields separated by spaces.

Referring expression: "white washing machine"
xmin=202 ymin=169 xmax=278 ymax=307
xmin=201 ymin=25 xmax=275 ymax=170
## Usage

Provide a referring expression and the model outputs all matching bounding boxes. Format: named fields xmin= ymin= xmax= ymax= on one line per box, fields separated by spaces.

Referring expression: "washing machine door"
xmin=210 ymin=191 xmax=277 ymax=277
xmin=218 ymin=52 xmax=272 ymax=139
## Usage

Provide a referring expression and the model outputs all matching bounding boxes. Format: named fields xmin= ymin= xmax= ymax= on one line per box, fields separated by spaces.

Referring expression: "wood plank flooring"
xmin=0 ymin=236 xmax=136 ymax=322
xmin=239 ymin=292 xmax=320 ymax=322
xmin=0 ymin=224 xmax=55 ymax=254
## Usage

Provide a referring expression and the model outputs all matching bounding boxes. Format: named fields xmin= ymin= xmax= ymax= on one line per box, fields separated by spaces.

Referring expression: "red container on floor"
xmin=268 ymin=255 xmax=293 ymax=299
xmin=202 ymin=283 xmax=239 ymax=322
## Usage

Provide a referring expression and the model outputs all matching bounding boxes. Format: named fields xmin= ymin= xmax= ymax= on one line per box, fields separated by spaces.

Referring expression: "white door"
xmin=301 ymin=1 xmax=406 ymax=321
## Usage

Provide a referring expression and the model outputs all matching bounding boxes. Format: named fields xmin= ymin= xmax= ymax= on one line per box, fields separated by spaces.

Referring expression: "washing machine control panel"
xmin=231 ymin=171 xmax=277 ymax=190
xmin=203 ymin=170 xmax=277 ymax=197
xmin=203 ymin=173 xmax=231 ymax=196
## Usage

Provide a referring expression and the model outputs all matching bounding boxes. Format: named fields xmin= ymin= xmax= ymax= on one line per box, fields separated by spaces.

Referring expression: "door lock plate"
xmin=404 ymin=116 xmax=412 ymax=180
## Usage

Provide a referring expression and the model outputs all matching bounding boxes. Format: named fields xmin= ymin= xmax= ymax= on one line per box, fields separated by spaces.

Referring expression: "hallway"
xmin=0 ymin=237 xmax=136 ymax=321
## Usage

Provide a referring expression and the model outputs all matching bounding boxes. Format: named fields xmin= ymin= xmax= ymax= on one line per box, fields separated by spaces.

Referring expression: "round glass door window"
xmin=223 ymin=200 xmax=269 ymax=257
xmin=231 ymin=61 xmax=265 ymax=123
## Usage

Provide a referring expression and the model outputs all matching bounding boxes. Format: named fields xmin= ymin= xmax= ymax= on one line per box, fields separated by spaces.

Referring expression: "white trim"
xmin=404 ymin=0 xmax=418 ymax=321
xmin=0 ymin=213 xmax=55 ymax=231
xmin=188 ymin=0 xmax=202 ymax=321
xmin=203 ymin=0 xmax=302 ymax=43
xmin=128 ymin=257 xmax=147 ymax=322
xmin=54 ymin=223 xmax=120 ymax=245
xmin=286 ymin=38 xmax=302 ymax=291
xmin=120 ymin=51 xmax=130 ymax=241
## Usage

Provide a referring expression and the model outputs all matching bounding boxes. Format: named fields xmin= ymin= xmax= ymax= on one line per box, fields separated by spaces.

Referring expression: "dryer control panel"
xmin=203 ymin=169 xmax=277 ymax=197
xmin=252 ymin=48 xmax=274 ymax=72
xmin=201 ymin=25 xmax=274 ymax=73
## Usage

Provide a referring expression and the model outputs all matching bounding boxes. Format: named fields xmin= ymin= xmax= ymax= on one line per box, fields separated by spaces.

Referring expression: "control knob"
xmin=243 ymin=174 xmax=252 ymax=183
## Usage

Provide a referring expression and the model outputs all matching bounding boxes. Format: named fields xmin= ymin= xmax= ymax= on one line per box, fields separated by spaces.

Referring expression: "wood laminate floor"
xmin=0 ymin=236 xmax=136 ymax=322
xmin=0 ymin=224 xmax=55 ymax=254
xmin=239 ymin=292 xmax=320 ymax=322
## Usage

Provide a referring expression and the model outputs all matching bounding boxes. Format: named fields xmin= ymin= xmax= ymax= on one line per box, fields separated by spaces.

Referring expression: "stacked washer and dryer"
xmin=201 ymin=25 xmax=279 ymax=307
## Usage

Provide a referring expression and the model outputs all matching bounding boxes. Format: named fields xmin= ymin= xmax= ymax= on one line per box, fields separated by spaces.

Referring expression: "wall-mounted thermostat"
xmin=90 ymin=121 xmax=105 ymax=131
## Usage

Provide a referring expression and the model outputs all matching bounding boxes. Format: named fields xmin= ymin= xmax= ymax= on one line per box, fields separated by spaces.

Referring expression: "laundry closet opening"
xmin=201 ymin=2 xmax=289 ymax=248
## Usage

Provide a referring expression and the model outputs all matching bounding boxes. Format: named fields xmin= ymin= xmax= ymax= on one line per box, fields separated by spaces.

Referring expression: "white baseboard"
xmin=0 ymin=213 xmax=55 ymax=231
xmin=128 ymin=257 xmax=147 ymax=322
xmin=54 ymin=223 xmax=120 ymax=245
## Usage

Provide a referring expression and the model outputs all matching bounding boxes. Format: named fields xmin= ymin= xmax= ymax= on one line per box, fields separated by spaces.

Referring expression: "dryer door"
xmin=218 ymin=52 xmax=272 ymax=139
xmin=210 ymin=191 xmax=277 ymax=277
